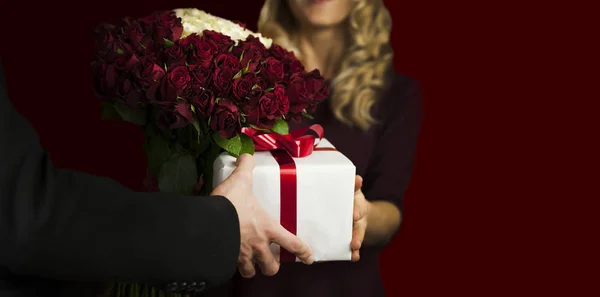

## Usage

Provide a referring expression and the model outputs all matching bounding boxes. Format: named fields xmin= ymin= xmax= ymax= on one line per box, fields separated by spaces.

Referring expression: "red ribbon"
xmin=241 ymin=124 xmax=333 ymax=262
xmin=241 ymin=124 xmax=325 ymax=158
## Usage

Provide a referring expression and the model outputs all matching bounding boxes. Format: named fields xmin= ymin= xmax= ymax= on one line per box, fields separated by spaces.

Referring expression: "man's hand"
xmin=211 ymin=154 xmax=314 ymax=278
xmin=351 ymin=175 xmax=370 ymax=262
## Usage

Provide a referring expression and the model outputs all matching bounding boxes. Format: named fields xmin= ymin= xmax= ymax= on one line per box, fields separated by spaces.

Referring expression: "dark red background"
xmin=0 ymin=0 xmax=596 ymax=296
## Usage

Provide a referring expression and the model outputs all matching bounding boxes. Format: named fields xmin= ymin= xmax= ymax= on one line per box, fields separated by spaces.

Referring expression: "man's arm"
xmin=0 ymin=61 xmax=240 ymax=288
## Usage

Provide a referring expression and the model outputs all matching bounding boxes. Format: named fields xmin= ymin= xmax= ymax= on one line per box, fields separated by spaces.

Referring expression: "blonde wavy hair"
xmin=257 ymin=0 xmax=393 ymax=130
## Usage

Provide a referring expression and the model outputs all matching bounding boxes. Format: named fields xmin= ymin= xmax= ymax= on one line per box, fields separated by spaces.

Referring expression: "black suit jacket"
xmin=0 ymin=60 xmax=240 ymax=296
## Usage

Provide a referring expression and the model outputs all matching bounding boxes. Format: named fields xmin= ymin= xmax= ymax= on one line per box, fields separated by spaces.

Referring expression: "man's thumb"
xmin=233 ymin=154 xmax=256 ymax=175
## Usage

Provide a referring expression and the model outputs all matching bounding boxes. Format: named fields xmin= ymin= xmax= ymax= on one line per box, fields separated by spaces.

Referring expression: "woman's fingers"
xmin=353 ymin=194 xmax=368 ymax=221
xmin=352 ymin=219 xmax=367 ymax=251
xmin=354 ymin=175 xmax=363 ymax=192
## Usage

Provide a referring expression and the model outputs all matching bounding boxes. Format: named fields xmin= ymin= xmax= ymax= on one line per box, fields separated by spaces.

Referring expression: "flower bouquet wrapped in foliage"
xmin=93 ymin=8 xmax=328 ymax=197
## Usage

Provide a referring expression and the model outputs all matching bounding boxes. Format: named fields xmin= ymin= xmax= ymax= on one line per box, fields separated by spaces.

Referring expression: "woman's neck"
xmin=296 ymin=25 xmax=348 ymax=79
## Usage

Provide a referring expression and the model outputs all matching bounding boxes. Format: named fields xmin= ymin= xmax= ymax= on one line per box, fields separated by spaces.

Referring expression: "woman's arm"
xmin=364 ymin=200 xmax=402 ymax=245
xmin=360 ymin=75 xmax=423 ymax=248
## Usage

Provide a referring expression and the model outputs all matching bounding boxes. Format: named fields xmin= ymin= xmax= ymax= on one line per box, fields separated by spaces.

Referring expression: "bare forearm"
xmin=363 ymin=200 xmax=402 ymax=246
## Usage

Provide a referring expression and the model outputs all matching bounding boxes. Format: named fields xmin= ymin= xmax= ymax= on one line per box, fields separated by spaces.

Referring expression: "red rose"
xmin=178 ymin=33 xmax=202 ymax=49
xmin=287 ymin=59 xmax=305 ymax=75
xmin=119 ymin=17 xmax=145 ymax=45
xmin=134 ymin=55 xmax=166 ymax=88
xmin=201 ymin=30 xmax=234 ymax=52
xmin=189 ymin=39 xmax=216 ymax=69
xmin=159 ymin=66 xmax=191 ymax=102
xmin=211 ymin=99 xmax=241 ymax=138
xmin=115 ymin=77 xmax=133 ymax=99
xmin=163 ymin=44 xmax=187 ymax=67
xmin=122 ymin=84 xmax=145 ymax=107
xmin=192 ymin=88 xmax=215 ymax=118
xmin=156 ymin=101 xmax=193 ymax=131
xmin=289 ymin=73 xmax=309 ymax=102
xmin=212 ymin=67 xmax=234 ymax=95
xmin=150 ymin=11 xmax=183 ymax=43
xmin=138 ymin=35 xmax=157 ymax=54
xmin=99 ymin=36 xmax=132 ymax=63
xmin=245 ymin=77 xmax=268 ymax=101
xmin=237 ymin=36 xmax=267 ymax=72
xmin=115 ymin=49 xmax=140 ymax=71
xmin=274 ymin=84 xmax=290 ymax=116
xmin=303 ymin=69 xmax=328 ymax=102
xmin=92 ymin=62 xmax=117 ymax=99
xmin=94 ymin=23 xmax=116 ymax=48
xmin=242 ymin=102 xmax=260 ymax=126
xmin=257 ymin=93 xmax=282 ymax=121
xmin=232 ymin=72 xmax=257 ymax=101
xmin=268 ymin=44 xmax=289 ymax=61
xmin=189 ymin=65 xmax=212 ymax=87
xmin=262 ymin=57 xmax=284 ymax=83
xmin=215 ymin=53 xmax=241 ymax=73
xmin=242 ymin=90 xmax=287 ymax=129
xmin=255 ymin=77 xmax=268 ymax=90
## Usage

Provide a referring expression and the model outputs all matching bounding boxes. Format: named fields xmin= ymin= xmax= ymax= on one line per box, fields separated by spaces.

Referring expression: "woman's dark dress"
xmin=216 ymin=71 xmax=423 ymax=297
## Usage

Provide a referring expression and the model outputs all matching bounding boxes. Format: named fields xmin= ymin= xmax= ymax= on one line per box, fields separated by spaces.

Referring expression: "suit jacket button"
xmin=191 ymin=281 xmax=206 ymax=294
xmin=165 ymin=282 xmax=179 ymax=292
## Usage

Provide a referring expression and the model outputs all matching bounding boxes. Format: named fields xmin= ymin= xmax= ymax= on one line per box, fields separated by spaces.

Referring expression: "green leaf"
xmin=211 ymin=133 xmax=255 ymax=157
xmin=117 ymin=48 xmax=124 ymax=55
xmin=163 ymin=38 xmax=175 ymax=48
xmin=157 ymin=153 xmax=198 ymax=195
xmin=192 ymin=120 xmax=201 ymax=142
xmin=100 ymin=102 xmax=122 ymax=120
xmin=190 ymin=121 xmax=209 ymax=156
xmin=199 ymin=141 xmax=224 ymax=195
xmin=113 ymin=101 xmax=147 ymax=125
xmin=146 ymin=134 xmax=171 ymax=176
xmin=240 ymin=133 xmax=255 ymax=156
xmin=212 ymin=133 xmax=243 ymax=157
xmin=264 ymin=87 xmax=274 ymax=93
xmin=271 ymin=119 xmax=289 ymax=135
xmin=302 ymin=109 xmax=314 ymax=120
xmin=233 ymin=69 xmax=243 ymax=80
xmin=249 ymin=124 xmax=271 ymax=132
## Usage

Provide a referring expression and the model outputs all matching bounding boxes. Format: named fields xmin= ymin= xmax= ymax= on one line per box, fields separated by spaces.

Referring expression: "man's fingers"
xmin=354 ymin=175 xmax=363 ymax=192
xmin=254 ymin=244 xmax=280 ymax=276
xmin=238 ymin=258 xmax=256 ymax=278
xmin=233 ymin=154 xmax=256 ymax=176
xmin=351 ymin=250 xmax=361 ymax=262
xmin=268 ymin=223 xmax=313 ymax=265
xmin=213 ymin=154 xmax=256 ymax=196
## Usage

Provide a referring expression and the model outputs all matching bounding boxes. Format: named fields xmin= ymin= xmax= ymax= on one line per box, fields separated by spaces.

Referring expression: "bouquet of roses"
xmin=92 ymin=8 xmax=328 ymax=198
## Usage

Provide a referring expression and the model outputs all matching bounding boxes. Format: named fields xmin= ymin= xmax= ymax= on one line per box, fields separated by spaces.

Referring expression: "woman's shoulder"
xmin=374 ymin=70 xmax=423 ymax=121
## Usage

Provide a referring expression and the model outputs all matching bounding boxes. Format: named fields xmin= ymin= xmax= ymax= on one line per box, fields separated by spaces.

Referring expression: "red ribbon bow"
xmin=241 ymin=124 xmax=326 ymax=158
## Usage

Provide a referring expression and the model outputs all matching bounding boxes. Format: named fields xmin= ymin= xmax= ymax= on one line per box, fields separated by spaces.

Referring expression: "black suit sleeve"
xmin=0 ymin=61 xmax=240 ymax=288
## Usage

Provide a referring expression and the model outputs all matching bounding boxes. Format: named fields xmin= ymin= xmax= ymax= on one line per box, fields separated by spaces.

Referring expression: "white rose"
xmin=173 ymin=8 xmax=273 ymax=48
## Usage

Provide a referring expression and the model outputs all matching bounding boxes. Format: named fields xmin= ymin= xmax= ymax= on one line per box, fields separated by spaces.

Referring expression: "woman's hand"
xmin=351 ymin=175 xmax=371 ymax=262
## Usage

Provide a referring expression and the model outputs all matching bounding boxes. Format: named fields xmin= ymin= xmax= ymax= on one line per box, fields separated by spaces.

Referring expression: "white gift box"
xmin=213 ymin=138 xmax=356 ymax=262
